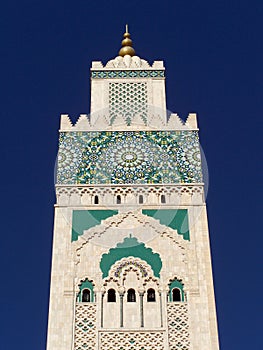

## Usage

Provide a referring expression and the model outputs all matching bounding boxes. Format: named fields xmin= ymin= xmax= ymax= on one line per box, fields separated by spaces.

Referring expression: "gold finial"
xmin=119 ymin=24 xmax=136 ymax=57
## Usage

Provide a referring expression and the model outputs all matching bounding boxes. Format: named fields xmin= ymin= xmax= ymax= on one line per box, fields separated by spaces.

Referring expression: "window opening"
xmin=172 ymin=288 xmax=181 ymax=302
xmin=147 ymin=288 xmax=156 ymax=302
xmin=94 ymin=195 xmax=99 ymax=204
xmin=82 ymin=289 xmax=91 ymax=302
xmin=116 ymin=195 xmax=121 ymax=204
xmin=127 ymin=288 xmax=136 ymax=302
xmin=107 ymin=288 xmax=116 ymax=302
xmin=139 ymin=195 xmax=143 ymax=204
xmin=161 ymin=194 xmax=166 ymax=204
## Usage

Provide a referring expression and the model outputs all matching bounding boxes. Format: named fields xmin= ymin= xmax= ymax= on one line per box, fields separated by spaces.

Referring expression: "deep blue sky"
xmin=1 ymin=1 xmax=262 ymax=349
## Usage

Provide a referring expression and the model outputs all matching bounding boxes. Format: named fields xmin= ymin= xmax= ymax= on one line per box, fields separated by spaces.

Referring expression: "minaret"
xmin=46 ymin=27 xmax=220 ymax=350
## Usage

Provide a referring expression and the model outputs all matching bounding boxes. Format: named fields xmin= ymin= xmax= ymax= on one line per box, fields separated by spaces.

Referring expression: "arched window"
xmin=168 ymin=279 xmax=184 ymax=302
xmin=127 ymin=288 xmax=136 ymax=302
xmin=94 ymin=195 xmax=99 ymax=204
xmin=116 ymin=195 xmax=121 ymax=204
xmin=172 ymin=288 xmax=181 ymax=302
xmin=161 ymin=194 xmax=166 ymax=204
xmin=78 ymin=279 xmax=94 ymax=303
xmin=139 ymin=195 xmax=143 ymax=204
xmin=82 ymin=289 xmax=91 ymax=302
xmin=147 ymin=288 xmax=156 ymax=302
xmin=107 ymin=288 xmax=116 ymax=302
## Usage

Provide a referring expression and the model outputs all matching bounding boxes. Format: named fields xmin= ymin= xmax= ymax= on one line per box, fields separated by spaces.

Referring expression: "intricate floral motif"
xmin=57 ymin=131 xmax=202 ymax=184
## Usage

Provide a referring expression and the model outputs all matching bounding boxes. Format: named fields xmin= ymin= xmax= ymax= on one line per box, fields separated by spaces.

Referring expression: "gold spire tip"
xmin=119 ymin=24 xmax=136 ymax=57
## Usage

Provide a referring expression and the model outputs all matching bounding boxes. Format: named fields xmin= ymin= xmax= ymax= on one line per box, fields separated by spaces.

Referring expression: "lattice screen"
xmin=109 ymin=82 xmax=148 ymax=124
xmin=74 ymin=302 xmax=190 ymax=349
xmin=167 ymin=303 xmax=190 ymax=350
xmin=74 ymin=304 xmax=97 ymax=350
xmin=99 ymin=331 xmax=164 ymax=349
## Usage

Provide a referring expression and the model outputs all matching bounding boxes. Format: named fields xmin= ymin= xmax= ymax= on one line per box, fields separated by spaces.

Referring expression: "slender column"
xmin=139 ymin=293 xmax=144 ymax=327
xmin=120 ymin=293 xmax=124 ymax=327
xmin=159 ymin=291 xmax=163 ymax=327
xmin=163 ymin=289 xmax=170 ymax=350
xmin=138 ymin=287 xmax=145 ymax=328
xmin=100 ymin=289 xmax=105 ymax=328
xmin=119 ymin=287 xmax=125 ymax=328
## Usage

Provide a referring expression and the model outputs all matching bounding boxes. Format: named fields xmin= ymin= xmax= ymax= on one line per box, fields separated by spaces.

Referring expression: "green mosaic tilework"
xmin=72 ymin=210 xmax=118 ymax=241
xmin=57 ymin=131 xmax=202 ymax=184
xmin=142 ymin=209 xmax=190 ymax=241
xmin=91 ymin=70 xmax=165 ymax=79
xmin=100 ymin=236 xmax=162 ymax=278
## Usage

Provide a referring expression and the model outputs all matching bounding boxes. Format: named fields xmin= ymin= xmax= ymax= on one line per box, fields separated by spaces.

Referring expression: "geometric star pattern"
xmin=57 ymin=131 xmax=202 ymax=184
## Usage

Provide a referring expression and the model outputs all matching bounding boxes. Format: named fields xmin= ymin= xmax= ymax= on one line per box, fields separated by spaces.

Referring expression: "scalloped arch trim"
xmin=100 ymin=236 xmax=162 ymax=278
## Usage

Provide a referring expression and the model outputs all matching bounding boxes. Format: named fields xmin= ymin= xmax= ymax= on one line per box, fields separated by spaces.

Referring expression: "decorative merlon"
xmin=185 ymin=113 xmax=198 ymax=129
xmin=91 ymin=61 xmax=103 ymax=69
xmin=168 ymin=113 xmax=198 ymax=129
xmin=152 ymin=61 xmax=165 ymax=69
xmin=74 ymin=114 xmax=91 ymax=130
xmin=111 ymin=113 xmax=126 ymax=126
xmin=60 ymin=114 xmax=73 ymax=130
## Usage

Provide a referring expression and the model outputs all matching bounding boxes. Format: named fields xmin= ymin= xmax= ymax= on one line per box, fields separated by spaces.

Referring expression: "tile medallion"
xmin=57 ymin=131 xmax=202 ymax=184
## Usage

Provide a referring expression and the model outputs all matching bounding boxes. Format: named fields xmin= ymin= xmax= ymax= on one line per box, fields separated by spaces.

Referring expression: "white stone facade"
xmin=46 ymin=52 xmax=220 ymax=350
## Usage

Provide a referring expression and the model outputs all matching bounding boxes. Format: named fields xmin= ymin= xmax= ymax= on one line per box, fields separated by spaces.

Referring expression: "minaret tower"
xmin=46 ymin=27 xmax=220 ymax=350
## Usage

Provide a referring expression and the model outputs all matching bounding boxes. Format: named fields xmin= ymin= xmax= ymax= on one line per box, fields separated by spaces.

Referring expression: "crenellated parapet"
xmin=60 ymin=112 xmax=198 ymax=131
